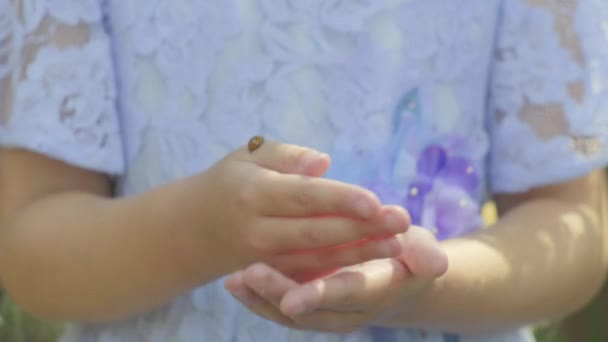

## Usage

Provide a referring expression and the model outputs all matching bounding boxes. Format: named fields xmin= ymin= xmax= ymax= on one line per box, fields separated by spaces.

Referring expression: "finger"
xmin=225 ymin=271 xmax=298 ymax=327
xmin=255 ymin=172 xmax=382 ymax=219
xmin=256 ymin=207 xmax=410 ymax=252
xmin=395 ymin=226 xmax=448 ymax=278
xmin=241 ymin=140 xmax=331 ymax=176
xmin=224 ymin=271 xmax=265 ymax=306
xmin=242 ymin=263 xmax=300 ymax=308
xmin=269 ymin=236 xmax=403 ymax=281
xmin=280 ymin=259 xmax=409 ymax=316
xmin=227 ymin=269 xmax=369 ymax=334
xmin=226 ymin=271 xmax=300 ymax=328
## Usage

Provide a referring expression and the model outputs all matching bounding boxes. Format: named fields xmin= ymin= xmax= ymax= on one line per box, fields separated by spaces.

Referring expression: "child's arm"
xmin=381 ymin=170 xmax=608 ymax=333
xmin=222 ymin=0 xmax=608 ymax=334
xmin=241 ymin=171 xmax=608 ymax=334
xmin=0 ymin=145 xmax=408 ymax=323
xmin=232 ymin=171 xmax=606 ymax=334
xmin=1 ymin=0 xmax=409 ymax=322
xmin=0 ymin=149 xmax=214 ymax=323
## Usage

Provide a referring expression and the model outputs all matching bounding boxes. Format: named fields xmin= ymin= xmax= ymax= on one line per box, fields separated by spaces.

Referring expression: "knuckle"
xmin=299 ymin=225 xmax=324 ymax=246
xmin=293 ymin=187 xmax=316 ymax=209
xmin=234 ymin=172 xmax=266 ymax=210
xmin=235 ymin=186 xmax=257 ymax=210
xmin=243 ymin=228 xmax=274 ymax=255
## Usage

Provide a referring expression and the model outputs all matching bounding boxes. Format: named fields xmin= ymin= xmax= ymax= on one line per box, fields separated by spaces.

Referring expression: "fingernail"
xmin=298 ymin=152 xmax=328 ymax=174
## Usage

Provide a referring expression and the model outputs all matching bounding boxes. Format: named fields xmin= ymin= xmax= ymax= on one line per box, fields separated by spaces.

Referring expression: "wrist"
xmin=129 ymin=172 xmax=239 ymax=287
xmin=377 ymin=237 xmax=496 ymax=332
xmin=375 ymin=276 xmax=437 ymax=329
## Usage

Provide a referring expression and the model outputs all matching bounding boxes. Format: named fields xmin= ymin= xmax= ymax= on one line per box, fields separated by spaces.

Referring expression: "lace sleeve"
xmin=488 ymin=0 xmax=608 ymax=193
xmin=0 ymin=0 xmax=124 ymax=175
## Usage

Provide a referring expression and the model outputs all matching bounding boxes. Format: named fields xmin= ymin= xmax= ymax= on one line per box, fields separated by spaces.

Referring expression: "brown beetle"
xmin=248 ymin=136 xmax=264 ymax=152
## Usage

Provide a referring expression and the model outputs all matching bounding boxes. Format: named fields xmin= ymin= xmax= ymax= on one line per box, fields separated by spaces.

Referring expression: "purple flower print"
xmin=404 ymin=145 xmax=482 ymax=240
xmin=366 ymin=144 xmax=482 ymax=240
xmin=403 ymin=179 xmax=433 ymax=225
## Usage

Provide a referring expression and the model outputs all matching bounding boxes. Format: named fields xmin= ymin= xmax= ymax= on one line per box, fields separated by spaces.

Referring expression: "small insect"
xmin=248 ymin=136 xmax=264 ymax=152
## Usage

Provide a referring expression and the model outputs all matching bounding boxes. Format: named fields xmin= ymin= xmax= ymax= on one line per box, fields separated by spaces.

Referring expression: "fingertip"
xmin=226 ymin=274 xmax=266 ymax=306
xmin=379 ymin=206 xmax=410 ymax=234
xmin=419 ymin=231 xmax=449 ymax=278
xmin=386 ymin=205 xmax=411 ymax=228
xmin=242 ymin=263 xmax=270 ymax=284
xmin=279 ymin=292 xmax=302 ymax=316
xmin=224 ymin=271 xmax=244 ymax=291
xmin=400 ymin=207 xmax=412 ymax=229
xmin=414 ymin=247 xmax=448 ymax=278
xmin=367 ymin=191 xmax=383 ymax=217
xmin=398 ymin=229 xmax=449 ymax=279
xmin=429 ymin=248 xmax=449 ymax=278
xmin=301 ymin=153 xmax=331 ymax=177
xmin=248 ymin=141 xmax=331 ymax=176
xmin=280 ymin=283 xmax=318 ymax=317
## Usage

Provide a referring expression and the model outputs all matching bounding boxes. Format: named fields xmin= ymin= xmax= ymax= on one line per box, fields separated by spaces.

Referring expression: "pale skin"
xmin=1 ymin=144 xmax=606 ymax=335
xmin=0 ymin=143 xmax=415 ymax=322
xmin=225 ymin=170 xmax=608 ymax=335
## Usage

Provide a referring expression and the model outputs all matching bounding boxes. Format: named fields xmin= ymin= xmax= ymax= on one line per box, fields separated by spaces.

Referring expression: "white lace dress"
xmin=1 ymin=0 xmax=608 ymax=341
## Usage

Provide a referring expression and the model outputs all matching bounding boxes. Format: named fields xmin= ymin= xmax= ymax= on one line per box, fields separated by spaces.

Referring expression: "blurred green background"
xmin=0 ymin=202 xmax=605 ymax=341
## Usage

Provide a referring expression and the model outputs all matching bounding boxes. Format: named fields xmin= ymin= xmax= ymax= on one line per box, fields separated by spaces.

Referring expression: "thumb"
xmin=396 ymin=227 xmax=449 ymax=279
xmin=242 ymin=139 xmax=330 ymax=177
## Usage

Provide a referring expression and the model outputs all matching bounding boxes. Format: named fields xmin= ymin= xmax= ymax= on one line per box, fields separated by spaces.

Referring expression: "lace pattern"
xmin=0 ymin=0 xmax=123 ymax=173
xmin=488 ymin=0 xmax=608 ymax=192
xmin=1 ymin=0 xmax=607 ymax=341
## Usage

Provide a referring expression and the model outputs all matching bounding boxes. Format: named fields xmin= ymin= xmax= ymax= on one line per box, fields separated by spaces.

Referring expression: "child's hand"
xmin=224 ymin=226 xmax=448 ymax=333
xmin=196 ymin=140 xmax=410 ymax=276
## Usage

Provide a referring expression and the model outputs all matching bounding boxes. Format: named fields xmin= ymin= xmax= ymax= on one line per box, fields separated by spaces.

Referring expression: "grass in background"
xmin=0 ymin=292 xmax=62 ymax=342
xmin=535 ymin=321 xmax=568 ymax=342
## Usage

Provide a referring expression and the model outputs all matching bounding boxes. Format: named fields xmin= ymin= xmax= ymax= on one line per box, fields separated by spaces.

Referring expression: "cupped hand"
xmin=198 ymin=140 xmax=411 ymax=275
xmin=224 ymin=226 xmax=448 ymax=333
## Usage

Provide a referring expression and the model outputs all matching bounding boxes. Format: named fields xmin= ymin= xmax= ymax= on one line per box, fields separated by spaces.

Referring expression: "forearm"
xmin=0 ymin=174 xmax=230 ymax=323
xmin=383 ymin=176 xmax=608 ymax=334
